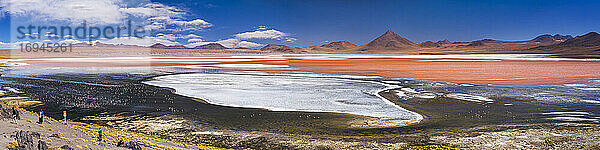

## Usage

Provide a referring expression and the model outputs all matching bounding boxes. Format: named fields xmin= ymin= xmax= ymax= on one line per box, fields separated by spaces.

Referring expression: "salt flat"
xmin=144 ymin=73 xmax=423 ymax=127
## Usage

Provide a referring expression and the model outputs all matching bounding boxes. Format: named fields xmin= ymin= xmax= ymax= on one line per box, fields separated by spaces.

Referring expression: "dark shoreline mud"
xmin=2 ymin=72 xmax=600 ymax=149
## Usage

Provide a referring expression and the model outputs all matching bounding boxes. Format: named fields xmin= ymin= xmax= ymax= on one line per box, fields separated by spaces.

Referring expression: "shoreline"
xmin=7 ymin=53 xmax=600 ymax=86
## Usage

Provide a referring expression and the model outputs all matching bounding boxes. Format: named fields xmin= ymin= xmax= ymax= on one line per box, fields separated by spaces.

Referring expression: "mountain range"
xmin=70 ymin=30 xmax=600 ymax=57
xmin=530 ymin=32 xmax=600 ymax=57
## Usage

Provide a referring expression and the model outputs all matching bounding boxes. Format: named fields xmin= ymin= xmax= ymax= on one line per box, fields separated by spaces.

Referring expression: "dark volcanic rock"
xmin=11 ymin=131 xmax=45 ymax=150
xmin=60 ymin=145 xmax=74 ymax=150
xmin=0 ymin=106 xmax=20 ymax=120
xmin=117 ymin=140 xmax=142 ymax=150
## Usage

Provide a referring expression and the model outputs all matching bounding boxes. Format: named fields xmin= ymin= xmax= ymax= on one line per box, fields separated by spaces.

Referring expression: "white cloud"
xmin=1 ymin=1 xmax=212 ymax=32
xmin=215 ymin=38 xmax=240 ymax=48
xmin=187 ymin=39 xmax=203 ymax=43
xmin=234 ymin=29 xmax=288 ymax=40
xmin=59 ymin=39 xmax=82 ymax=44
xmin=2 ymin=1 xmax=214 ymax=47
xmin=147 ymin=16 xmax=212 ymax=31
xmin=156 ymin=33 xmax=176 ymax=40
xmin=233 ymin=28 xmax=296 ymax=43
xmin=256 ymin=25 xmax=268 ymax=30
xmin=120 ymin=3 xmax=183 ymax=18
xmin=172 ymin=19 xmax=212 ymax=27
xmin=2 ymin=0 xmax=125 ymax=25
xmin=285 ymin=38 xmax=297 ymax=43
xmin=181 ymin=34 xmax=202 ymax=39
xmin=237 ymin=41 xmax=266 ymax=48
xmin=101 ymin=36 xmax=179 ymax=46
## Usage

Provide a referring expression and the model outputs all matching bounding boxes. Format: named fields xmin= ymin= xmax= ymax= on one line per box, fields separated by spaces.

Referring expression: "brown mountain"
xmin=419 ymin=41 xmax=441 ymax=48
xmin=194 ymin=43 xmax=228 ymax=49
xmin=306 ymin=45 xmax=332 ymax=51
xmin=150 ymin=43 xmax=187 ymax=49
xmin=466 ymin=41 xmax=484 ymax=47
xmin=531 ymin=34 xmax=573 ymax=44
xmin=531 ymin=32 xmax=600 ymax=57
xmin=321 ymin=41 xmax=358 ymax=50
xmin=362 ymin=30 xmax=419 ymax=50
xmin=260 ymin=44 xmax=300 ymax=52
xmin=554 ymin=32 xmax=600 ymax=47
xmin=436 ymin=40 xmax=452 ymax=44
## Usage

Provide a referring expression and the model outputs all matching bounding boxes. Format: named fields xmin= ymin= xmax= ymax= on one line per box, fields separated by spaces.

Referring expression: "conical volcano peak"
xmin=364 ymin=30 xmax=418 ymax=50
xmin=384 ymin=30 xmax=395 ymax=35
xmin=379 ymin=30 xmax=403 ymax=39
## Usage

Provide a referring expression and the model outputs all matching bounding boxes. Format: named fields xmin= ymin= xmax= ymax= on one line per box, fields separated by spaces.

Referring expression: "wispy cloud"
xmin=1 ymin=1 xmax=212 ymax=46
xmin=1 ymin=1 xmax=292 ymax=48
xmin=235 ymin=29 xmax=288 ymax=40
xmin=237 ymin=41 xmax=266 ymax=48
xmin=234 ymin=28 xmax=296 ymax=43
xmin=102 ymin=37 xmax=180 ymax=46
xmin=2 ymin=0 xmax=126 ymax=25
xmin=181 ymin=34 xmax=202 ymax=39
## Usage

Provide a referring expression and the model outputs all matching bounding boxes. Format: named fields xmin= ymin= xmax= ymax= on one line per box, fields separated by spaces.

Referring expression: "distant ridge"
xmin=436 ymin=40 xmax=451 ymax=44
xmin=321 ymin=41 xmax=357 ymax=50
xmin=532 ymin=34 xmax=573 ymax=43
xmin=194 ymin=43 xmax=228 ymax=49
xmin=531 ymin=32 xmax=600 ymax=57
xmin=261 ymin=44 xmax=300 ymax=52
xmin=419 ymin=41 xmax=441 ymax=48
xmin=150 ymin=43 xmax=187 ymax=49
xmin=362 ymin=30 xmax=419 ymax=50
xmin=554 ymin=32 xmax=600 ymax=47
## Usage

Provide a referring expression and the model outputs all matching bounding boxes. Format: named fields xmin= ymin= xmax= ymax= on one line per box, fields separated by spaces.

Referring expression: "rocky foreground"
xmin=0 ymin=104 xmax=120 ymax=149
xmin=0 ymin=90 xmax=217 ymax=150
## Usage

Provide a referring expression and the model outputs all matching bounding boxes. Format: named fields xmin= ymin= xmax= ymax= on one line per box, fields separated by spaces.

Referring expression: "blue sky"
xmin=1 ymin=0 xmax=599 ymax=47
